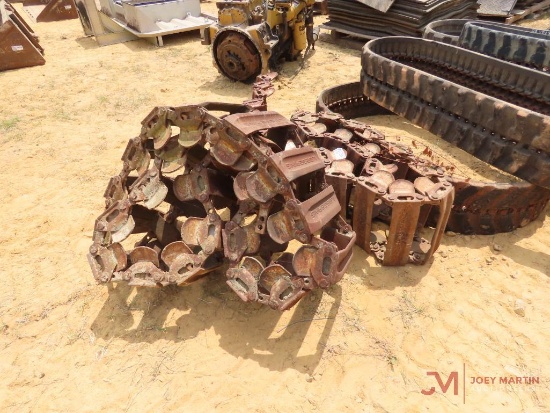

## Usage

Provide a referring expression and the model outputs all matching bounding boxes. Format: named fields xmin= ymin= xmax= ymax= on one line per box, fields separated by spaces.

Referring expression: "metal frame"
xmin=75 ymin=0 xmax=215 ymax=47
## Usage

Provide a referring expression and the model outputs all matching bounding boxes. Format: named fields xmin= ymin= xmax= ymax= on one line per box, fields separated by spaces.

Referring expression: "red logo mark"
xmin=421 ymin=364 xmax=466 ymax=404
xmin=421 ymin=371 xmax=459 ymax=395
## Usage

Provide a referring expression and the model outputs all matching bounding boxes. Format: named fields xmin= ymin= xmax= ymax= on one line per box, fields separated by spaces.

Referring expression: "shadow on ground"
xmin=91 ymin=273 xmax=341 ymax=373
xmin=75 ymin=30 xmax=204 ymax=51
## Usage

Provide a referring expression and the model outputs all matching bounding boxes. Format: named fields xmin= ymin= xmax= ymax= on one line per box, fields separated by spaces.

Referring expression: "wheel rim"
xmin=215 ymin=31 xmax=262 ymax=82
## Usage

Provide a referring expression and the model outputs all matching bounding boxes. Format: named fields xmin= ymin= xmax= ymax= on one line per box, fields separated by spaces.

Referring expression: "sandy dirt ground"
xmin=1 ymin=3 xmax=549 ymax=412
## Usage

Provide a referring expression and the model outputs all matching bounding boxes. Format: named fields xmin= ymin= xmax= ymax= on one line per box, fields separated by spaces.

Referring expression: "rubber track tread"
xmin=459 ymin=21 xmax=550 ymax=70
xmin=361 ymin=36 xmax=550 ymax=189
xmin=423 ymin=19 xmax=469 ymax=45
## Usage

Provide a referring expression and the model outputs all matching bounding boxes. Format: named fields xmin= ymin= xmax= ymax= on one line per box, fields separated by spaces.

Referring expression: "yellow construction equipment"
xmin=202 ymin=0 xmax=318 ymax=82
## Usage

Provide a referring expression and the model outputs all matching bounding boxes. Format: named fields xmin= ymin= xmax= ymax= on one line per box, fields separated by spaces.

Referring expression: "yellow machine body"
xmin=203 ymin=0 xmax=316 ymax=81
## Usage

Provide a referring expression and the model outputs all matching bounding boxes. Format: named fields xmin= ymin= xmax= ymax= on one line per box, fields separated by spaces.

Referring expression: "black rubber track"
xmin=361 ymin=36 xmax=550 ymax=189
xmin=459 ymin=21 xmax=550 ymax=70
xmin=422 ymin=18 xmax=469 ymax=45
xmin=316 ymin=82 xmax=550 ymax=235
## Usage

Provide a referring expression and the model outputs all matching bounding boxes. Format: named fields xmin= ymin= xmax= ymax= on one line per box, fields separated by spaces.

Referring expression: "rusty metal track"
xmin=89 ymin=65 xmax=550 ymax=295
xmin=361 ymin=36 xmax=550 ymax=189
xmin=88 ymin=80 xmax=359 ymax=310
xmin=316 ymin=82 xmax=550 ymax=235
xmin=91 ymin=74 xmax=480 ymax=302
xmin=292 ymin=110 xmax=455 ymax=265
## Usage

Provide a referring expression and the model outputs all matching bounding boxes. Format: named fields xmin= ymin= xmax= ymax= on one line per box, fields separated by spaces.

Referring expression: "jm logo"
xmin=421 ymin=372 xmax=459 ymax=395
xmin=421 ymin=365 xmax=466 ymax=403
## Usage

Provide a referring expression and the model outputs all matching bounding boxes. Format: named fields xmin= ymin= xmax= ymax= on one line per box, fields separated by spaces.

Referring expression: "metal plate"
xmin=477 ymin=0 xmax=518 ymax=16
xmin=354 ymin=0 xmax=397 ymax=13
